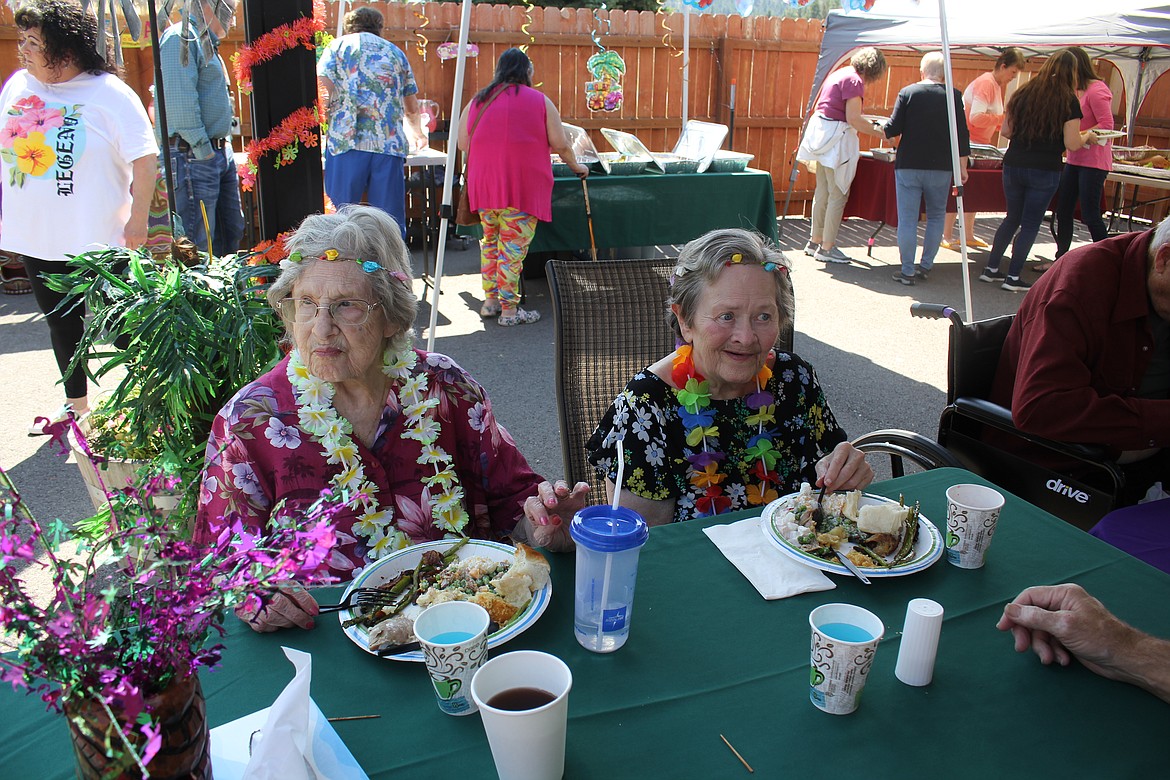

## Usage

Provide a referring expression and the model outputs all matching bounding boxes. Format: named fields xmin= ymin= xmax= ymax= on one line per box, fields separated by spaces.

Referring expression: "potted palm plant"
xmin=44 ymin=244 xmax=284 ymax=526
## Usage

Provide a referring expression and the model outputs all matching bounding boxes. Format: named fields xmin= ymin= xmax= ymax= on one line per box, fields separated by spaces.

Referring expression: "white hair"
xmin=921 ymin=52 xmax=945 ymax=81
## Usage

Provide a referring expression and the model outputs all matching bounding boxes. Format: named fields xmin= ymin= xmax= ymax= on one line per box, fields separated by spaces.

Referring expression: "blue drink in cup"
xmin=570 ymin=506 xmax=649 ymax=653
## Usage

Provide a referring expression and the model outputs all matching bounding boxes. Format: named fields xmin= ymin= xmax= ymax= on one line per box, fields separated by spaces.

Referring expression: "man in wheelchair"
xmin=989 ymin=214 xmax=1170 ymax=509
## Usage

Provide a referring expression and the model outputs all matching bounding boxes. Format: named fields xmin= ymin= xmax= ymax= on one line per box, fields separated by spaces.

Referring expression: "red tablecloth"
xmin=844 ymin=155 xmax=1007 ymax=227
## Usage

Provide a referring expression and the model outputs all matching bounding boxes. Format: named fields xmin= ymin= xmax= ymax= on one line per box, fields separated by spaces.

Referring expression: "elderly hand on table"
xmin=236 ymin=584 xmax=319 ymax=632
xmin=521 ymin=480 xmax=590 ymax=552
xmin=997 ymin=583 xmax=1170 ymax=703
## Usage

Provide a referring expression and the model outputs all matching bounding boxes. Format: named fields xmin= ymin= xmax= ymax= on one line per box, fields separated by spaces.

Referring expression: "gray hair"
xmin=921 ymin=51 xmax=945 ymax=82
xmin=268 ymin=205 xmax=417 ymax=354
xmin=1150 ymin=214 xmax=1170 ymax=267
xmin=668 ymin=228 xmax=794 ymax=342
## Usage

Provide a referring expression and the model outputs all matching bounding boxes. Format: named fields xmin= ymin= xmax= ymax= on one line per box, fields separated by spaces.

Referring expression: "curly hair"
xmin=474 ymin=48 xmax=533 ymax=105
xmin=1005 ymin=49 xmax=1078 ymax=144
xmin=343 ymin=6 xmax=383 ymax=36
xmin=15 ymin=0 xmax=113 ymax=76
xmin=850 ymin=47 xmax=887 ymax=84
xmin=667 ymin=228 xmax=794 ymax=344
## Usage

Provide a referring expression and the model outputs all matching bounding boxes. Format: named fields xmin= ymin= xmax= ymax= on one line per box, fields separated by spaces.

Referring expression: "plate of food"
xmin=1093 ymin=129 xmax=1128 ymax=142
xmin=339 ymin=539 xmax=552 ymax=662
xmin=761 ymin=485 xmax=943 ymax=578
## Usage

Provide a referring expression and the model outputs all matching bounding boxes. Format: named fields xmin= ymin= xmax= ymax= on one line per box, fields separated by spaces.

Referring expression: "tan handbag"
xmin=456 ymin=86 xmax=505 ymax=227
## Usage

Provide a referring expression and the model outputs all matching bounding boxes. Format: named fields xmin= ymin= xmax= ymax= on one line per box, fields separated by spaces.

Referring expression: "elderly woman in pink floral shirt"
xmin=196 ymin=205 xmax=586 ymax=631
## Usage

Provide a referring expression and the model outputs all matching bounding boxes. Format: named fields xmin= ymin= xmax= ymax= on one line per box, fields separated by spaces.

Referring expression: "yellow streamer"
xmin=657 ymin=0 xmax=681 ymax=58
xmin=413 ymin=10 xmax=429 ymax=61
xmin=519 ymin=0 xmax=536 ymax=52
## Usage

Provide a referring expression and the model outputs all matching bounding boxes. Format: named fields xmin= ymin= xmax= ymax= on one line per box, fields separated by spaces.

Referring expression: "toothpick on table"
xmin=327 ymin=715 xmax=381 ymax=722
xmin=719 ymin=733 xmax=754 ymax=774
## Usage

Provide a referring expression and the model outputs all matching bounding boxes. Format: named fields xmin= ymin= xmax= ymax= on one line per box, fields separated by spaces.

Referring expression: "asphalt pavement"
xmin=2 ymin=214 xmax=1093 ymax=531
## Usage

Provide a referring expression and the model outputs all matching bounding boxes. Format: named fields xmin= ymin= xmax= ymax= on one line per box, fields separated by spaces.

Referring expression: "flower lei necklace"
xmin=671 ymin=344 xmax=781 ymax=515
xmin=287 ymin=347 xmax=469 ymax=560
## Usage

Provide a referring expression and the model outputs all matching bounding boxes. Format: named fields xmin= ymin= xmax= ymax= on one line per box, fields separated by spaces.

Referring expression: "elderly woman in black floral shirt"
xmin=526 ymin=228 xmax=871 ymax=532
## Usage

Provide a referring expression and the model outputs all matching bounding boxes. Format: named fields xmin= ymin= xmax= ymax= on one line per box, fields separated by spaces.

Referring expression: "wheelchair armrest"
xmin=952 ymin=397 xmax=1118 ymax=468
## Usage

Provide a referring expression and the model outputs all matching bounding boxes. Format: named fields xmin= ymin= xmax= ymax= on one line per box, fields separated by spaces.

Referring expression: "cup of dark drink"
xmin=470 ymin=650 xmax=573 ymax=780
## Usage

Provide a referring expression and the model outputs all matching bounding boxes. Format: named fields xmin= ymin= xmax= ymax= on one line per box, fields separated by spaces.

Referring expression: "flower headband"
xmin=670 ymin=252 xmax=789 ymax=285
xmin=282 ymin=249 xmax=411 ymax=285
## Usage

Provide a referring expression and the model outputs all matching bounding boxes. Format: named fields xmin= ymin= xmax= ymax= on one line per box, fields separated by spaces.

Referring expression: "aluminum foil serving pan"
xmin=552 ymin=123 xmax=601 ymax=176
xmin=970 ymin=143 xmax=1004 ymax=159
xmin=600 ymin=128 xmax=661 ymax=173
xmin=593 ymin=152 xmax=647 ymax=176
xmin=706 ymin=150 xmax=755 ymax=172
xmin=652 ymin=153 xmax=702 ymax=174
xmin=672 ymin=120 xmax=728 ymax=173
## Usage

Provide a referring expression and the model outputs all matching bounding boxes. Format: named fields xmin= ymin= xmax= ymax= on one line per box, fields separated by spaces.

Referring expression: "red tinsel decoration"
xmin=239 ymin=106 xmax=322 ymax=192
xmin=232 ymin=0 xmax=327 ymax=94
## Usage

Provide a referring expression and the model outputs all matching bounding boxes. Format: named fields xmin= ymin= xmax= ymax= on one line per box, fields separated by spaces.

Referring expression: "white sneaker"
xmin=815 ymin=246 xmax=853 ymax=264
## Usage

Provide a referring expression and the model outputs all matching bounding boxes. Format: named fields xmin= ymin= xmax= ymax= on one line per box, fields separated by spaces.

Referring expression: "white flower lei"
xmin=287 ymin=347 xmax=470 ymax=561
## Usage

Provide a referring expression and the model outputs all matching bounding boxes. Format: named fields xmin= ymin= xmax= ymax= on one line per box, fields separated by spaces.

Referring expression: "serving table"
xmin=459 ymin=168 xmax=778 ymax=256
xmin=1105 ymin=166 xmax=1170 ymax=233
xmin=4 ymin=467 xmax=1168 ymax=778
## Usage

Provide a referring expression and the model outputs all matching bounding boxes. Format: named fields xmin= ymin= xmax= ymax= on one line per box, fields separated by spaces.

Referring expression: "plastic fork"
xmin=318 ymin=588 xmax=402 ymax=614
xmin=808 ymin=482 xmax=829 ymax=527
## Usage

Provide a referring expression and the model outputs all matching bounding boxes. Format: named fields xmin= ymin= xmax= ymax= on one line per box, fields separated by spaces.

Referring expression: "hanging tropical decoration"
xmin=585 ymin=6 xmax=625 ymax=112
xmin=410 ymin=1 xmax=430 ymax=62
xmin=437 ymin=41 xmax=479 ymax=62
xmin=232 ymin=6 xmax=327 ymax=93
xmin=518 ymin=0 xmax=536 ymax=52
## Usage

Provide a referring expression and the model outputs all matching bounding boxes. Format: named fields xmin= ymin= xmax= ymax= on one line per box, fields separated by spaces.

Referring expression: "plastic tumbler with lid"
xmin=570 ymin=505 xmax=649 ymax=653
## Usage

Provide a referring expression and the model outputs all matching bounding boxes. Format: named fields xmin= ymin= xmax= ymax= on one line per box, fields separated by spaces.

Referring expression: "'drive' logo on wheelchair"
xmin=1047 ymin=478 xmax=1091 ymax=504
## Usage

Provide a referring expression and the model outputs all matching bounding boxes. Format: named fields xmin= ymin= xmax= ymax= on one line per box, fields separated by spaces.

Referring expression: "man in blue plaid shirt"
xmin=158 ymin=0 xmax=244 ymax=256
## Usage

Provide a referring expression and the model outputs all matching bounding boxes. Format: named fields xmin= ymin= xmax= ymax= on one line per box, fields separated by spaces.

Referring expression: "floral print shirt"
xmin=316 ymin=32 xmax=418 ymax=157
xmin=195 ymin=351 xmax=541 ymax=580
xmin=586 ymin=352 xmax=847 ymax=523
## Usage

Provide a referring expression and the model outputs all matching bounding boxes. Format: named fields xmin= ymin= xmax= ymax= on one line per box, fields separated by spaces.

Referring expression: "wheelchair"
xmin=853 ymin=303 xmax=1124 ymax=531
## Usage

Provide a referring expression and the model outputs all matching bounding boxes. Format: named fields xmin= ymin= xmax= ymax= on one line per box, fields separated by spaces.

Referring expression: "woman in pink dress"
xmin=458 ymin=49 xmax=587 ymax=327
xmin=1050 ymin=47 xmax=1114 ymax=269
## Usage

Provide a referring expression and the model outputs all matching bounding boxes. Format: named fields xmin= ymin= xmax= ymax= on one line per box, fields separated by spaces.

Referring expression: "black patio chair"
xmin=906 ymin=303 xmax=1125 ymax=530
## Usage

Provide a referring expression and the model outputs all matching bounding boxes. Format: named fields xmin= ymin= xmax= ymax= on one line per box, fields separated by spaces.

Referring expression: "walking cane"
xmin=582 ymin=178 xmax=598 ymax=262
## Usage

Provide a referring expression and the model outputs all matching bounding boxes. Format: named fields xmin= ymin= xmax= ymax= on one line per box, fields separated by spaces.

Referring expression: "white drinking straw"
xmin=597 ymin=437 xmax=625 ymax=645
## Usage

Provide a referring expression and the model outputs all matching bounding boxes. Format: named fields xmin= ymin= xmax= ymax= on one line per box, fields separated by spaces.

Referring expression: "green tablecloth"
xmin=459 ymin=169 xmax=779 ymax=253
xmin=5 ymin=468 xmax=1168 ymax=778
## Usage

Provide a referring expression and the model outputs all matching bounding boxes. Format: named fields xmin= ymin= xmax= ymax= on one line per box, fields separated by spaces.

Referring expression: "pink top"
xmin=467 ymin=84 xmax=554 ymax=222
xmin=963 ymin=71 xmax=1005 ymax=146
xmin=815 ymin=66 xmax=865 ymax=122
xmin=1065 ymin=79 xmax=1114 ymax=171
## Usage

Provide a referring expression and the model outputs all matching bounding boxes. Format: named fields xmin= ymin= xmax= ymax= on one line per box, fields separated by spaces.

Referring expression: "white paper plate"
xmin=1093 ymin=129 xmax=1128 ymax=141
xmin=761 ymin=492 xmax=943 ymax=578
xmin=339 ymin=539 xmax=552 ymax=662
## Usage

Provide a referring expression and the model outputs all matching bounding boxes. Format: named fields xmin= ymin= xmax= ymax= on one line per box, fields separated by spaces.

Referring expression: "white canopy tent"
xmin=812 ymin=1 xmax=1170 ymax=139
xmin=785 ymin=0 xmax=1170 ymax=321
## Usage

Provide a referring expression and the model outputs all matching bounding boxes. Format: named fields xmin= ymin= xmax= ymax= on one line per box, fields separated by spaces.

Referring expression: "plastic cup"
xmin=415 ymin=601 xmax=491 ymax=716
xmin=470 ymin=651 xmax=573 ymax=780
xmin=945 ymin=484 xmax=1005 ymax=569
xmin=569 ymin=506 xmax=649 ymax=653
xmin=808 ymin=603 xmax=885 ymax=715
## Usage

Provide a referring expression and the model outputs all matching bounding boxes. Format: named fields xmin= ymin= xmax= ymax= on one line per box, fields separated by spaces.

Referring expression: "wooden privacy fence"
xmin=3 ymin=2 xmax=1170 ymax=219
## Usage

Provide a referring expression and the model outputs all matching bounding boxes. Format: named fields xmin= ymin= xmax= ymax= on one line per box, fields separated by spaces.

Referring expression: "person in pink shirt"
xmin=458 ymin=49 xmax=587 ymax=327
xmin=941 ymin=48 xmax=1027 ymax=250
xmin=1049 ymin=47 xmax=1115 ymax=270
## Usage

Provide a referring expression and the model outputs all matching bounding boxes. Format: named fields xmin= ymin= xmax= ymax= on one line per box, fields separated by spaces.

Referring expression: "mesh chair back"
xmin=547 ymin=259 xmax=677 ymax=501
xmin=548 ymin=258 xmax=796 ymax=504
xmin=948 ymin=314 xmax=1015 ymax=404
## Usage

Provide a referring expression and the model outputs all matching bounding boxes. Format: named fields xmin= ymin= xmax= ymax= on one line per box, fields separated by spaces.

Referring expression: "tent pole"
xmin=1129 ymin=50 xmax=1150 ymax=145
xmin=937 ymin=0 xmax=975 ymax=323
xmin=147 ymin=0 xmax=175 ymax=234
xmin=682 ymin=6 xmax=690 ymax=129
xmin=427 ymin=0 xmax=474 ymax=353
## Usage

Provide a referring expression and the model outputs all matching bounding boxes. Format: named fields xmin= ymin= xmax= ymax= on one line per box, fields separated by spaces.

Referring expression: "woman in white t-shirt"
xmin=1 ymin=0 xmax=158 ymax=427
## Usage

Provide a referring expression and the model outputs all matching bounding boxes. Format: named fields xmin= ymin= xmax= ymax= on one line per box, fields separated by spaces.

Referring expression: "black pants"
xmin=22 ymin=254 xmax=87 ymax=399
xmin=1054 ymin=163 xmax=1109 ymax=258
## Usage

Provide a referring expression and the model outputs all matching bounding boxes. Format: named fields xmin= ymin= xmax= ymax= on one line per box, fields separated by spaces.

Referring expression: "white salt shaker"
xmin=895 ymin=598 xmax=944 ymax=686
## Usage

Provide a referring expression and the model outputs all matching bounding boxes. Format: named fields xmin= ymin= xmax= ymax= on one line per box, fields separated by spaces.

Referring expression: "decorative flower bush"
xmin=0 ymin=461 xmax=341 ymax=776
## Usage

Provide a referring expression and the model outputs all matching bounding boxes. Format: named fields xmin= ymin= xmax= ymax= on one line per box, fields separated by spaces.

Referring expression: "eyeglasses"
xmin=279 ymin=298 xmax=381 ymax=326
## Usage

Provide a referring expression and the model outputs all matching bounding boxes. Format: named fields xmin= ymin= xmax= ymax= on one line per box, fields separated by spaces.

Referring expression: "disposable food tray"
xmin=706 ymin=151 xmax=755 ymax=172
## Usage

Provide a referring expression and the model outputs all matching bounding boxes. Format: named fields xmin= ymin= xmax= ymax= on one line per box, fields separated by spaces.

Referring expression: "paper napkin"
xmin=703 ymin=515 xmax=835 ymax=599
xmin=209 ymin=647 xmax=369 ymax=780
